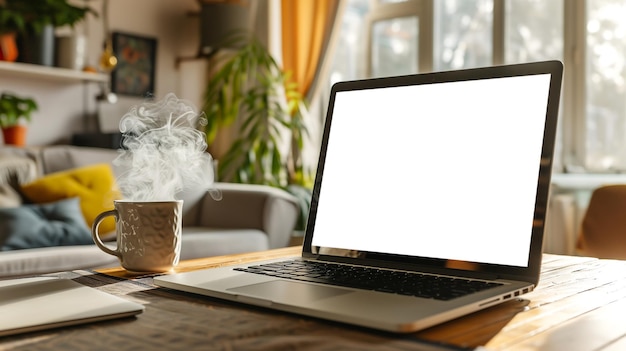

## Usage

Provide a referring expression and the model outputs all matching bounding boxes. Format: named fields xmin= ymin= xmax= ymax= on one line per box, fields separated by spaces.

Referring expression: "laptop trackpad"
xmin=229 ymin=280 xmax=352 ymax=304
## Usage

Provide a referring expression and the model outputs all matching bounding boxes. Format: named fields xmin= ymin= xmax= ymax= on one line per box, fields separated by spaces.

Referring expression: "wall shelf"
xmin=0 ymin=61 xmax=108 ymax=84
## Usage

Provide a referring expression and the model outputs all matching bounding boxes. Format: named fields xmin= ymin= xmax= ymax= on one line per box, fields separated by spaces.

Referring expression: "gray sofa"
xmin=0 ymin=145 xmax=299 ymax=277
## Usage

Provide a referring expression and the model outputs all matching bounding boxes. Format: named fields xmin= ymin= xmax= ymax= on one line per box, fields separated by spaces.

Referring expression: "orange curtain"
xmin=281 ymin=0 xmax=339 ymax=97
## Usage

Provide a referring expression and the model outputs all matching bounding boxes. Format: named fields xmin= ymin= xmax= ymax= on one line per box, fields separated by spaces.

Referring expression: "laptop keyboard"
xmin=234 ymin=260 xmax=502 ymax=301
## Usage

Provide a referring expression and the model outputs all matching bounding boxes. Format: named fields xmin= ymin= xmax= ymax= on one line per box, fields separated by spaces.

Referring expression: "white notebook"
xmin=0 ymin=276 xmax=144 ymax=336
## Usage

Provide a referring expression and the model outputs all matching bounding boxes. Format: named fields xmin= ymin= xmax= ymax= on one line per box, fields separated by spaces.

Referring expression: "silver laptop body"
xmin=155 ymin=60 xmax=563 ymax=333
xmin=0 ymin=277 xmax=144 ymax=336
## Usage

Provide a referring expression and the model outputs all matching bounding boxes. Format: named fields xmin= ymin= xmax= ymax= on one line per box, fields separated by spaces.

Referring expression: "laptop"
xmin=0 ymin=276 xmax=144 ymax=336
xmin=155 ymin=60 xmax=563 ymax=333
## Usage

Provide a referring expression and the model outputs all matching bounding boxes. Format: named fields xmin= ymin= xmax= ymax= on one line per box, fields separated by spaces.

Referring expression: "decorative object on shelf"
xmin=110 ymin=31 xmax=157 ymax=97
xmin=99 ymin=37 xmax=117 ymax=72
xmin=0 ymin=0 xmax=97 ymax=66
xmin=0 ymin=32 xmax=18 ymax=62
xmin=20 ymin=23 xmax=55 ymax=66
xmin=98 ymin=0 xmax=116 ymax=73
xmin=0 ymin=92 xmax=38 ymax=146
xmin=0 ymin=2 xmax=20 ymax=62
xmin=56 ymin=33 xmax=87 ymax=70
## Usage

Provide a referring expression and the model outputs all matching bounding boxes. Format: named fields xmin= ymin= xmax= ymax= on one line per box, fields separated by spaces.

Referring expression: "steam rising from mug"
xmin=114 ymin=93 xmax=216 ymax=201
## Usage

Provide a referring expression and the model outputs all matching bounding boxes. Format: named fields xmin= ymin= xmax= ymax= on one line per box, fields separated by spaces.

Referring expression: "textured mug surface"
xmin=92 ymin=200 xmax=183 ymax=272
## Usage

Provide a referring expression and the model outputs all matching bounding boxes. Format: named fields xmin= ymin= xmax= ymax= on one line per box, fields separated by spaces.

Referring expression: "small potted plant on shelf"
xmin=0 ymin=0 xmax=97 ymax=66
xmin=0 ymin=1 xmax=23 ymax=61
xmin=0 ymin=92 xmax=38 ymax=146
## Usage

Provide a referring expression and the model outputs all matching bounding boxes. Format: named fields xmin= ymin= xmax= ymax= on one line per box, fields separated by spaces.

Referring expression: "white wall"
xmin=0 ymin=0 xmax=203 ymax=146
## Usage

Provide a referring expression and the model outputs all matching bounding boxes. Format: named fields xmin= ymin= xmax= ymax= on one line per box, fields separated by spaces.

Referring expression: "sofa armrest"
xmin=191 ymin=182 xmax=299 ymax=249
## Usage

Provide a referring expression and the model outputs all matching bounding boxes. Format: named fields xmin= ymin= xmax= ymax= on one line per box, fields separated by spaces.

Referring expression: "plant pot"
xmin=0 ymin=32 xmax=19 ymax=62
xmin=56 ymin=33 xmax=87 ymax=70
xmin=16 ymin=24 xmax=55 ymax=66
xmin=2 ymin=125 xmax=28 ymax=146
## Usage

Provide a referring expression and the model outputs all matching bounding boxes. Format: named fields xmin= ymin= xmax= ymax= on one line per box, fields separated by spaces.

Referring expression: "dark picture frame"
xmin=111 ymin=32 xmax=157 ymax=97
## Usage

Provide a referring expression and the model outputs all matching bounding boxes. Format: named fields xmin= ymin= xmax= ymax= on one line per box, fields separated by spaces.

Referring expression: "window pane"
xmin=505 ymin=0 xmax=563 ymax=63
xmin=328 ymin=0 xmax=371 ymax=88
xmin=371 ymin=16 xmax=419 ymax=77
xmin=434 ymin=0 xmax=493 ymax=71
xmin=586 ymin=1 xmax=626 ymax=171
xmin=505 ymin=0 xmax=564 ymax=171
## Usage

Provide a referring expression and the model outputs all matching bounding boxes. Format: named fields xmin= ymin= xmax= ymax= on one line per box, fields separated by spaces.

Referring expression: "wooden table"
xmin=2 ymin=247 xmax=626 ymax=350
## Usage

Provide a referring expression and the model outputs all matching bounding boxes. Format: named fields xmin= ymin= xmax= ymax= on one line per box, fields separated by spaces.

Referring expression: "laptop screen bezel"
xmin=301 ymin=60 xmax=563 ymax=286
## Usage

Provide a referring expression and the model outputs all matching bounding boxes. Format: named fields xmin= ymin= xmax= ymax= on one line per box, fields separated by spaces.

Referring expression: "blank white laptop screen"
xmin=311 ymin=74 xmax=552 ymax=267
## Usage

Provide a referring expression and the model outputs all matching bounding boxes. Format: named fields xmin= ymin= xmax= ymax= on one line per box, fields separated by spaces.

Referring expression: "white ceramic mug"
xmin=92 ymin=200 xmax=183 ymax=273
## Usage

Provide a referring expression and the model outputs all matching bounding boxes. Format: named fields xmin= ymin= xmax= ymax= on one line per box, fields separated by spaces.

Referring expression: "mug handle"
xmin=91 ymin=209 xmax=121 ymax=258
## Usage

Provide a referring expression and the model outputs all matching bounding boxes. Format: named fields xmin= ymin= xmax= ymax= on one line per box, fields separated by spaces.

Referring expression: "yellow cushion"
xmin=20 ymin=164 xmax=120 ymax=235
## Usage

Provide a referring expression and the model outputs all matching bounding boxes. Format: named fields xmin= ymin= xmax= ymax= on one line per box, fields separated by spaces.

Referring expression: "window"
xmin=326 ymin=0 xmax=626 ymax=174
xmin=327 ymin=0 xmax=371 ymax=86
xmin=434 ymin=0 xmax=492 ymax=71
xmin=504 ymin=0 xmax=563 ymax=64
xmin=371 ymin=16 xmax=419 ymax=77
xmin=585 ymin=0 xmax=626 ymax=171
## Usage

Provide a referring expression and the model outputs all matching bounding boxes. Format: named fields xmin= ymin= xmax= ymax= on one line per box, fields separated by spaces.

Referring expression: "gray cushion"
xmin=0 ymin=197 xmax=93 ymax=251
xmin=181 ymin=227 xmax=269 ymax=259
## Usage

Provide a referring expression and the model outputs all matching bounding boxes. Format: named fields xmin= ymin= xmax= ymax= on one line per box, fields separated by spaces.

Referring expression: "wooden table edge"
xmin=96 ymin=246 xmax=303 ymax=279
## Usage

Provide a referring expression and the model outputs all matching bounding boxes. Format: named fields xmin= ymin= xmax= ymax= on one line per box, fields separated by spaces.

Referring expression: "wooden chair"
xmin=576 ymin=184 xmax=626 ymax=259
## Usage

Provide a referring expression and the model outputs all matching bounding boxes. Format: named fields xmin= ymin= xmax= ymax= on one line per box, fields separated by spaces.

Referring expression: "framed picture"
xmin=111 ymin=32 xmax=157 ymax=97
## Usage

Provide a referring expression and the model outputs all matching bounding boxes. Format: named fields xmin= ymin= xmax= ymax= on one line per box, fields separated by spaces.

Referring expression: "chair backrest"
xmin=577 ymin=184 xmax=626 ymax=259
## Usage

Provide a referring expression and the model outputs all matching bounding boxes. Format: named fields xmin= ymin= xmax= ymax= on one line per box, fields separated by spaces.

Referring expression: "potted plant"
xmin=203 ymin=32 xmax=313 ymax=231
xmin=0 ymin=0 xmax=97 ymax=66
xmin=204 ymin=32 xmax=310 ymax=187
xmin=0 ymin=2 xmax=20 ymax=61
xmin=0 ymin=92 xmax=38 ymax=146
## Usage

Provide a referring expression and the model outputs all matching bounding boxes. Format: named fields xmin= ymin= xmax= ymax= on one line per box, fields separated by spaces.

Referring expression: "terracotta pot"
xmin=2 ymin=125 xmax=28 ymax=146
xmin=0 ymin=32 xmax=19 ymax=62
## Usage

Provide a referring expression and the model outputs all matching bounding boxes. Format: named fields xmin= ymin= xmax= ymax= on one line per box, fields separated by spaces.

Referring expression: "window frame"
xmin=357 ymin=0 xmax=593 ymax=174
xmin=366 ymin=0 xmax=433 ymax=75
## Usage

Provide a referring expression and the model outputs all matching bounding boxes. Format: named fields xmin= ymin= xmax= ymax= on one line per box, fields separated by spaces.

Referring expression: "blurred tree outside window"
xmin=324 ymin=0 xmax=626 ymax=174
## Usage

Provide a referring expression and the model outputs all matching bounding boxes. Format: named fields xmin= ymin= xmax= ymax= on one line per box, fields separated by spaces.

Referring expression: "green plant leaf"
xmin=0 ymin=92 xmax=38 ymax=128
xmin=203 ymin=31 xmax=311 ymax=188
